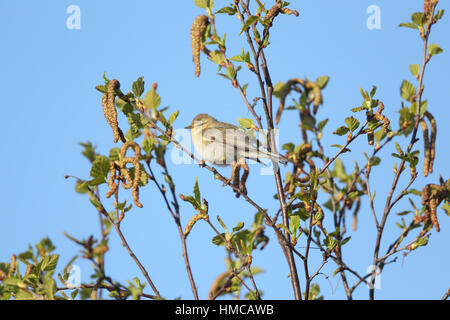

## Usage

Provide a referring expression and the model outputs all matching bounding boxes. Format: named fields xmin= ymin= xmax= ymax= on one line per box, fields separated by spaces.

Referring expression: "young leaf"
xmin=132 ymin=77 xmax=145 ymax=97
xmin=316 ymin=76 xmax=329 ymax=89
xmin=169 ymin=110 xmax=180 ymax=126
xmin=194 ymin=0 xmax=209 ymax=9
xmin=333 ymin=126 xmax=349 ymax=136
xmin=399 ymin=22 xmax=418 ymax=29
xmin=411 ymin=12 xmax=426 ymax=26
xmin=237 ymin=118 xmax=254 ymax=129
xmin=400 ymin=80 xmax=416 ymax=101
xmin=40 ymin=254 xmax=59 ymax=272
xmin=90 ymin=155 xmax=110 ymax=179
xmin=240 ymin=16 xmax=259 ymax=35
xmin=428 ymin=44 xmax=443 ymax=56
xmin=409 ymin=64 xmax=420 ymax=77
xmin=216 ymin=6 xmax=236 ymax=15
xmin=369 ymin=86 xmax=377 ymax=98
xmin=193 ymin=177 xmax=201 ymax=204
xmin=345 ymin=116 xmax=360 ymax=132
xmin=318 ymin=118 xmax=329 ymax=132
xmin=143 ymin=88 xmax=161 ymax=110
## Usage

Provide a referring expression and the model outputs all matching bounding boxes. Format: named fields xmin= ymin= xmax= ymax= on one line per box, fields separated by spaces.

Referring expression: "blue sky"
xmin=0 ymin=0 xmax=449 ymax=300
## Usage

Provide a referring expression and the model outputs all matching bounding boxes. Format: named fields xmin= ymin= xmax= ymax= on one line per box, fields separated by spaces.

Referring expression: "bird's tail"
xmin=251 ymin=149 xmax=289 ymax=166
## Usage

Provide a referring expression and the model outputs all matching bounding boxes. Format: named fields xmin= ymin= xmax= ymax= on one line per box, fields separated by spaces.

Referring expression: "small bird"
xmin=185 ymin=113 xmax=287 ymax=166
xmin=185 ymin=113 xmax=287 ymax=197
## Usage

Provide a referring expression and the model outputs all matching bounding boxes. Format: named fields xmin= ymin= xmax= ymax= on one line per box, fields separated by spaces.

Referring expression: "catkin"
xmin=9 ymin=254 xmax=17 ymax=276
xmin=425 ymin=111 xmax=436 ymax=174
xmin=184 ymin=213 xmax=208 ymax=237
xmin=265 ymin=5 xmax=280 ymax=22
xmin=102 ymin=79 xmax=125 ymax=143
xmin=119 ymin=141 xmax=144 ymax=208
xmin=275 ymin=78 xmax=322 ymax=125
xmin=190 ymin=15 xmax=209 ymax=77
xmin=106 ymin=162 xmax=119 ymax=198
xmin=420 ymin=119 xmax=431 ymax=177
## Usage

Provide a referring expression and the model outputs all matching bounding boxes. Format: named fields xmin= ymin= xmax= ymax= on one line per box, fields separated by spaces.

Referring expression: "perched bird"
xmin=185 ymin=113 xmax=287 ymax=197
xmin=185 ymin=113 xmax=287 ymax=166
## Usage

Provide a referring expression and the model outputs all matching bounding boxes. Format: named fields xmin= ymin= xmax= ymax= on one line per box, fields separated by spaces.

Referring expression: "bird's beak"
xmin=184 ymin=125 xmax=192 ymax=129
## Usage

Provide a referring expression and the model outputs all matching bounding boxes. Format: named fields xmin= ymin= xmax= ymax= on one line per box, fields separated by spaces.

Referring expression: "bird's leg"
xmin=223 ymin=161 xmax=238 ymax=187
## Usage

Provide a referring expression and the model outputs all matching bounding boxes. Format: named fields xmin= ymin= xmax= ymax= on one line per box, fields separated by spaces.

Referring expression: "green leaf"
xmin=87 ymin=177 xmax=106 ymax=187
xmin=411 ymin=12 xmax=426 ymax=26
xmin=398 ymin=22 xmax=418 ymax=29
xmin=290 ymin=215 xmax=300 ymax=233
xmin=43 ymin=275 xmax=56 ymax=300
xmin=132 ymin=77 xmax=145 ymax=97
xmin=169 ymin=110 xmax=180 ymax=126
xmin=216 ymin=6 xmax=236 ymax=15
xmin=273 ymin=82 xmax=286 ymax=98
xmin=142 ymin=137 xmax=156 ymax=155
xmin=317 ymin=118 xmax=329 ymax=132
xmin=295 ymin=208 xmax=310 ymax=221
xmin=226 ymin=65 xmax=236 ymax=79
xmin=40 ymin=254 xmax=59 ymax=272
xmin=212 ymin=234 xmax=225 ymax=246
xmin=428 ymin=44 xmax=443 ymax=56
xmin=324 ymin=236 xmax=338 ymax=251
xmin=229 ymin=55 xmax=246 ymax=62
xmin=232 ymin=222 xmax=245 ymax=232
xmin=109 ymin=148 xmax=121 ymax=162
xmin=79 ymin=141 xmax=97 ymax=163
xmin=209 ymin=51 xmax=225 ymax=65
xmin=369 ymin=86 xmax=377 ymax=98
xmin=3 ymin=277 xmax=25 ymax=287
xmin=194 ymin=0 xmax=208 ymax=9
xmin=370 ymin=156 xmax=381 ymax=166
xmin=442 ymin=201 xmax=450 ymax=216
xmin=360 ymin=87 xmax=369 ymax=100
xmin=217 ymin=72 xmax=231 ymax=80
xmin=340 ymin=236 xmax=351 ymax=246
xmin=90 ymin=155 xmax=110 ymax=179
xmin=434 ymin=9 xmax=445 ymax=21
xmin=237 ymin=118 xmax=254 ymax=129
xmin=374 ymin=129 xmax=387 ymax=143
xmin=416 ymin=237 xmax=428 ymax=247
xmin=330 ymin=145 xmax=350 ymax=153
xmin=143 ymin=88 xmax=161 ymax=110
xmin=345 ymin=116 xmax=360 ymax=132
xmin=95 ymin=85 xmax=108 ymax=94
xmin=15 ymin=290 xmax=34 ymax=300
xmin=400 ymin=80 xmax=416 ymax=101
xmin=89 ymin=197 xmax=102 ymax=210
xmin=316 ymin=76 xmax=329 ymax=89
xmin=409 ymin=64 xmax=420 ymax=77
xmin=282 ymin=142 xmax=295 ymax=153
xmin=240 ymin=16 xmax=259 ymax=35
xmin=181 ymin=195 xmax=200 ymax=210
xmin=193 ymin=177 xmax=201 ymax=204
xmin=217 ymin=216 xmax=228 ymax=232
xmin=333 ymin=126 xmax=349 ymax=136
xmin=351 ymin=106 xmax=367 ymax=113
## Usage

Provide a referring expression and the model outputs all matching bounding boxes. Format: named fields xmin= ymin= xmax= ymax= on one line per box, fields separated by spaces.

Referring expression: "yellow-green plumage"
xmin=186 ymin=114 xmax=287 ymax=166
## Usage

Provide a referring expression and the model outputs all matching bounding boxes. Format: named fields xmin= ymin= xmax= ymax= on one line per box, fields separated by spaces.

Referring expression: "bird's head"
xmin=185 ymin=113 xmax=217 ymax=131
